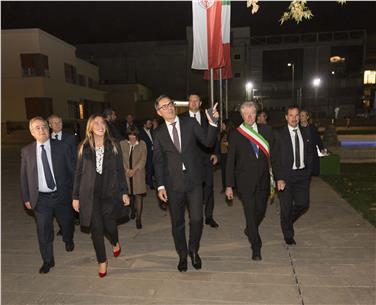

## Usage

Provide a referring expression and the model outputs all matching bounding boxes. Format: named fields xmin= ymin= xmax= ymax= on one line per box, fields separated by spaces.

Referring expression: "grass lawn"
xmin=321 ymin=163 xmax=376 ymax=226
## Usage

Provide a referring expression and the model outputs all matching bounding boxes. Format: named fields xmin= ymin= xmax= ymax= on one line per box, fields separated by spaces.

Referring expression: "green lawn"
xmin=321 ymin=163 xmax=376 ymax=226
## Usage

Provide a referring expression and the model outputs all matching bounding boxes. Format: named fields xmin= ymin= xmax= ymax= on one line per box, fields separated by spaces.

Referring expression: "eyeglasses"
xmin=32 ymin=125 xmax=49 ymax=131
xmin=157 ymin=101 xmax=175 ymax=111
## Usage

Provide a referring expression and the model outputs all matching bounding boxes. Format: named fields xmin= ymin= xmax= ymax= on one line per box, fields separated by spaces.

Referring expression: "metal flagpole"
xmin=219 ymin=68 xmax=223 ymax=128
xmin=225 ymin=79 xmax=228 ymax=119
xmin=210 ymin=68 xmax=214 ymax=107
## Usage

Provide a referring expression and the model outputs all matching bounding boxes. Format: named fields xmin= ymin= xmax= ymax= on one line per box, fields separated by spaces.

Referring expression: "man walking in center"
xmin=153 ymin=95 xmax=219 ymax=272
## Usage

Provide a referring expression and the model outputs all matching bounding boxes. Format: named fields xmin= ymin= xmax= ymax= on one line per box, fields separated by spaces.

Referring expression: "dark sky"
xmin=2 ymin=1 xmax=375 ymax=45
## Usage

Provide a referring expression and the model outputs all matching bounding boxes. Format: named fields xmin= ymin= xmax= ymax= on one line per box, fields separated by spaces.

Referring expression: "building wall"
xmin=1 ymin=28 xmax=106 ymax=125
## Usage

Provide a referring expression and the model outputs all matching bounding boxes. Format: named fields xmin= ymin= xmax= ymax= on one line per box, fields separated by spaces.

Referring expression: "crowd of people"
xmin=20 ymin=93 xmax=325 ymax=277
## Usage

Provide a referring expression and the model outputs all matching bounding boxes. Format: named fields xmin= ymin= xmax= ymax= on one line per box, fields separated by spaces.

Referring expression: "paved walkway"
xmin=2 ymin=144 xmax=375 ymax=305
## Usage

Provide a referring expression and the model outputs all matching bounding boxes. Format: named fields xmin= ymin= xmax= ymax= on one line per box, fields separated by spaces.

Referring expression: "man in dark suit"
xmin=139 ymin=119 xmax=155 ymax=189
xmin=48 ymin=114 xmax=79 ymax=229
xmin=180 ymin=93 xmax=220 ymax=228
xmin=153 ymin=95 xmax=218 ymax=272
xmin=225 ymin=101 xmax=274 ymax=261
xmin=273 ymin=105 xmax=313 ymax=245
xmin=103 ymin=108 xmax=123 ymax=141
xmin=20 ymin=117 xmax=75 ymax=274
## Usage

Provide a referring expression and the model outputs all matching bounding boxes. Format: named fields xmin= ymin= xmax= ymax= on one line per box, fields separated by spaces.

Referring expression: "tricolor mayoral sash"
xmin=237 ymin=123 xmax=275 ymax=196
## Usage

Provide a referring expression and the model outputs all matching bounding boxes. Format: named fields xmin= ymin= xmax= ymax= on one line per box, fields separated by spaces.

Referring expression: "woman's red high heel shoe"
xmin=98 ymin=261 xmax=107 ymax=278
xmin=113 ymin=243 xmax=121 ymax=257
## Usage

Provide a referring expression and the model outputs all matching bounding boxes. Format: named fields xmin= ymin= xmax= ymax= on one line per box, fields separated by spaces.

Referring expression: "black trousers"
xmin=167 ymin=174 xmax=203 ymax=258
xmin=240 ymin=186 xmax=268 ymax=251
xmin=90 ymin=173 xmax=119 ymax=263
xmin=278 ymin=170 xmax=310 ymax=240
xmin=220 ymin=153 xmax=228 ymax=190
xmin=34 ymin=192 xmax=74 ymax=264
xmin=203 ymin=160 xmax=215 ymax=219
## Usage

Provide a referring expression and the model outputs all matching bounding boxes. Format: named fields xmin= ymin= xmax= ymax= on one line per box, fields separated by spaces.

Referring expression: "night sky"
xmin=2 ymin=1 xmax=375 ymax=45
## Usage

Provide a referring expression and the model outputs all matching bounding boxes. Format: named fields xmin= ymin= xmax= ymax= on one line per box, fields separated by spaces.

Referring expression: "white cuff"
xmin=157 ymin=186 xmax=165 ymax=191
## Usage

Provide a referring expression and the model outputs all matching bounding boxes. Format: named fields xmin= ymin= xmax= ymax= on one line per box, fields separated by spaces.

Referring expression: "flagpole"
xmin=219 ymin=68 xmax=223 ymax=129
xmin=210 ymin=68 xmax=214 ymax=108
xmin=225 ymin=79 xmax=228 ymax=119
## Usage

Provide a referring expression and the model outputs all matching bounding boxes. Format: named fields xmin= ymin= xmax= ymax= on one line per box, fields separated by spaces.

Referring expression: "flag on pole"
xmin=192 ymin=0 xmax=231 ymax=70
xmin=204 ymin=44 xmax=232 ymax=80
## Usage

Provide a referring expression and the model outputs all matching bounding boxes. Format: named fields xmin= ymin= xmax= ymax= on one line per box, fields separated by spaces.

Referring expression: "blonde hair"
xmin=78 ymin=114 xmax=118 ymax=158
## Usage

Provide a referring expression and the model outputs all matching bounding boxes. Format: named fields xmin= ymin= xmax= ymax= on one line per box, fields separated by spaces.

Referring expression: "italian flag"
xmin=192 ymin=0 xmax=231 ymax=70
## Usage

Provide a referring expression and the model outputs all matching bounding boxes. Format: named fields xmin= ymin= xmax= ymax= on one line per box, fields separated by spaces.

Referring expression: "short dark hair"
xmin=285 ymin=105 xmax=300 ymax=115
xmin=126 ymin=126 xmax=139 ymax=140
xmin=155 ymin=95 xmax=170 ymax=109
xmin=187 ymin=93 xmax=201 ymax=100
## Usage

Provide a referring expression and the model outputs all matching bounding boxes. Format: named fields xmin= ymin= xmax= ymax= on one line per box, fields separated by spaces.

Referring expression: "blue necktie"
xmin=249 ymin=140 xmax=259 ymax=158
xmin=41 ymin=145 xmax=56 ymax=190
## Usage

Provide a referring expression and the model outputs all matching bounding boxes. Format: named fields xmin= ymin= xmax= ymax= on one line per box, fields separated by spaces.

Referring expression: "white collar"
xmin=37 ymin=138 xmax=51 ymax=147
xmin=166 ymin=116 xmax=179 ymax=125
xmin=288 ymin=124 xmax=299 ymax=133
xmin=189 ymin=110 xmax=200 ymax=117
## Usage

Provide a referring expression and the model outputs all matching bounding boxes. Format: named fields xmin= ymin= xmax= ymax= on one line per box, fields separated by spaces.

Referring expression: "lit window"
xmin=364 ymin=70 xmax=376 ymax=84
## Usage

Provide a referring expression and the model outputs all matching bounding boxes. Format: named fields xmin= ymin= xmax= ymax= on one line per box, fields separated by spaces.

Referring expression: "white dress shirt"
xmin=51 ymin=131 xmax=62 ymax=141
xmin=36 ymin=139 xmax=57 ymax=192
xmin=288 ymin=125 xmax=305 ymax=170
xmin=189 ymin=110 xmax=201 ymax=125
xmin=143 ymin=127 xmax=153 ymax=146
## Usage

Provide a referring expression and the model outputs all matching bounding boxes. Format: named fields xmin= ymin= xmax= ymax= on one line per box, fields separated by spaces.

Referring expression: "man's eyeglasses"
xmin=157 ymin=101 xmax=175 ymax=111
xmin=32 ymin=125 xmax=49 ymax=131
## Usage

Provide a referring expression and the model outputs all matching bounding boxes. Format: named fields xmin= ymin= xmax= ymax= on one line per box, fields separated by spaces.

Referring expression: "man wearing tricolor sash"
xmin=225 ymin=101 xmax=274 ymax=261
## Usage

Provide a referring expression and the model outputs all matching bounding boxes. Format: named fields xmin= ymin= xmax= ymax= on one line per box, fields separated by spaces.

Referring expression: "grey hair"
xmin=240 ymin=101 xmax=259 ymax=115
xmin=29 ymin=116 xmax=47 ymax=130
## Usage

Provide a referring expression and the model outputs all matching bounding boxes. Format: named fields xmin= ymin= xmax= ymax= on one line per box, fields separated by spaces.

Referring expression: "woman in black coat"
xmin=300 ymin=110 xmax=326 ymax=176
xmin=72 ymin=114 xmax=130 ymax=278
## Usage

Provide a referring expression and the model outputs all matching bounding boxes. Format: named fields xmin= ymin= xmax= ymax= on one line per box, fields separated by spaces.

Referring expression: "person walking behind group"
xmin=273 ymin=105 xmax=313 ymax=246
xmin=139 ymin=119 xmax=155 ymax=189
xmin=153 ymin=95 xmax=219 ymax=272
xmin=299 ymin=109 xmax=326 ymax=176
xmin=180 ymin=93 xmax=220 ymax=228
xmin=20 ymin=117 xmax=75 ymax=274
xmin=225 ymin=102 xmax=274 ymax=261
xmin=120 ymin=127 xmax=147 ymax=229
xmin=257 ymin=110 xmax=269 ymax=125
xmin=103 ymin=108 xmax=123 ymax=141
xmin=72 ymin=114 xmax=130 ymax=278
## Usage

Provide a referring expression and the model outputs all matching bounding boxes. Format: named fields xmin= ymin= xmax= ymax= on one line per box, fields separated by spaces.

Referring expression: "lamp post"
xmin=245 ymin=81 xmax=254 ymax=100
xmin=287 ymin=62 xmax=295 ymax=102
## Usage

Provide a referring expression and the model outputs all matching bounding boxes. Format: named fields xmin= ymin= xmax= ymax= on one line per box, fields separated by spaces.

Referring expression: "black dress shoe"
xmin=285 ymin=238 xmax=296 ymax=245
xmin=39 ymin=261 xmax=55 ymax=274
xmin=251 ymin=250 xmax=262 ymax=261
xmin=205 ymin=218 xmax=219 ymax=228
xmin=56 ymin=230 xmax=62 ymax=236
xmin=136 ymin=218 xmax=142 ymax=229
xmin=189 ymin=251 xmax=202 ymax=270
xmin=177 ymin=257 xmax=188 ymax=272
xmin=65 ymin=241 xmax=75 ymax=252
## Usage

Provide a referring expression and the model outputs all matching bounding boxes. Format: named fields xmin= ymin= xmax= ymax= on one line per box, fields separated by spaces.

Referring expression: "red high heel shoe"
xmin=113 ymin=243 xmax=121 ymax=258
xmin=98 ymin=261 xmax=107 ymax=278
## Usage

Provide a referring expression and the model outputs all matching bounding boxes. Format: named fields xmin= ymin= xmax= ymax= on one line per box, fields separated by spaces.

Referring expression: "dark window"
xmin=20 ymin=54 xmax=49 ymax=77
xmin=25 ymin=97 xmax=53 ymax=119
xmin=234 ymin=72 xmax=241 ymax=78
xmin=83 ymin=100 xmax=105 ymax=118
xmin=262 ymin=49 xmax=304 ymax=82
xmin=67 ymin=100 xmax=80 ymax=119
xmin=234 ymin=54 xmax=241 ymax=60
xmin=78 ymin=74 xmax=87 ymax=87
xmin=88 ymin=77 xmax=94 ymax=88
xmin=64 ymin=63 xmax=77 ymax=84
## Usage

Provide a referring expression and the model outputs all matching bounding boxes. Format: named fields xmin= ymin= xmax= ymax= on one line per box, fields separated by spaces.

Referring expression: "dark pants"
xmin=220 ymin=153 xmax=228 ymax=190
xmin=34 ymin=192 xmax=74 ymax=264
xmin=240 ymin=186 xmax=268 ymax=251
xmin=145 ymin=153 xmax=154 ymax=188
xmin=167 ymin=174 xmax=203 ymax=258
xmin=203 ymin=160 xmax=214 ymax=219
xmin=90 ymin=173 xmax=119 ymax=263
xmin=278 ymin=170 xmax=310 ymax=240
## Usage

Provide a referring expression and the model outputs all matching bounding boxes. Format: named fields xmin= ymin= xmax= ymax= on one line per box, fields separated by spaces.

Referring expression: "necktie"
xmin=41 ymin=145 xmax=56 ymax=190
xmin=55 ymin=134 xmax=59 ymax=140
xmin=171 ymin=122 xmax=181 ymax=152
xmin=194 ymin=113 xmax=200 ymax=125
xmin=293 ymin=129 xmax=301 ymax=168
xmin=250 ymin=141 xmax=259 ymax=158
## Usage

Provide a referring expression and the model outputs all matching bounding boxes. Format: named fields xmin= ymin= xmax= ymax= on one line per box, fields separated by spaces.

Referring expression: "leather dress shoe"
xmin=189 ymin=251 xmax=202 ymax=270
xmin=205 ymin=218 xmax=219 ymax=228
xmin=251 ymin=250 xmax=262 ymax=261
xmin=39 ymin=261 xmax=55 ymax=274
xmin=177 ymin=257 xmax=188 ymax=272
xmin=65 ymin=241 xmax=75 ymax=252
xmin=285 ymin=238 xmax=296 ymax=245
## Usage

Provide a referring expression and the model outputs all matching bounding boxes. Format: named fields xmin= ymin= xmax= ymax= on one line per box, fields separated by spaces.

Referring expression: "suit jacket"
xmin=179 ymin=111 xmax=219 ymax=165
xmin=51 ymin=131 xmax=77 ymax=166
xmin=272 ymin=125 xmax=313 ymax=182
xmin=72 ymin=139 xmax=128 ymax=227
xmin=106 ymin=120 xmax=123 ymax=141
xmin=226 ymin=124 xmax=274 ymax=198
xmin=139 ymin=128 xmax=154 ymax=162
xmin=153 ymin=116 xmax=217 ymax=192
xmin=301 ymin=123 xmax=324 ymax=176
xmin=20 ymin=140 xmax=74 ymax=208
xmin=120 ymin=140 xmax=147 ymax=195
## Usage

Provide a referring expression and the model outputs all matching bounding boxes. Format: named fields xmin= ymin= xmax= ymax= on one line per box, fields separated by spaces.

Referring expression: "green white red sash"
xmin=237 ymin=123 xmax=270 ymax=158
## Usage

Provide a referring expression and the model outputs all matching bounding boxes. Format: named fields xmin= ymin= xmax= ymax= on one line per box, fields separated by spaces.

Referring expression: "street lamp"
xmin=245 ymin=81 xmax=254 ymax=100
xmin=312 ymin=77 xmax=321 ymax=113
xmin=287 ymin=62 xmax=295 ymax=102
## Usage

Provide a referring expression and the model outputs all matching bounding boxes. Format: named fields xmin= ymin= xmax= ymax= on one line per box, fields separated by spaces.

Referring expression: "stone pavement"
xmin=2 ymin=144 xmax=375 ymax=305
